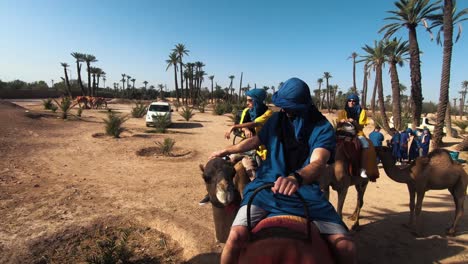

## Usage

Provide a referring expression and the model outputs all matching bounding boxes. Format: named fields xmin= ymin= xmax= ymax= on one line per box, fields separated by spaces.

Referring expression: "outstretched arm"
xmin=210 ymin=136 xmax=262 ymax=159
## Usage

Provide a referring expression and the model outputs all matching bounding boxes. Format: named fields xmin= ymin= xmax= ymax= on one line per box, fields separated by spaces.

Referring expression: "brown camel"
xmin=200 ymin=158 xmax=335 ymax=263
xmin=321 ymin=137 xmax=377 ymax=230
xmin=375 ymin=146 xmax=468 ymax=236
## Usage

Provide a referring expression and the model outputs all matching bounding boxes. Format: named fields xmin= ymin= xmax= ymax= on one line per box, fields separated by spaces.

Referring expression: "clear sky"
xmin=1 ymin=0 xmax=467 ymax=103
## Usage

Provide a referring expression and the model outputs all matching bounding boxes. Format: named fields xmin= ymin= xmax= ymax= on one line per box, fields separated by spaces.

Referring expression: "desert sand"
xmin=0 ymin=99 xmax=467 ymax=264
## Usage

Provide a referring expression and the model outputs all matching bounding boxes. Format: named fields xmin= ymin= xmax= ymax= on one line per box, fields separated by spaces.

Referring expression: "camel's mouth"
xmin=216 ymin=180 xmax=234 ymax=205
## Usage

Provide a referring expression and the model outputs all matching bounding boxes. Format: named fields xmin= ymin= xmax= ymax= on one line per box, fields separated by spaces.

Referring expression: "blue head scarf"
xmin=245 ymin=89 xmax=268 ymax=121
xmin=345 ymin=94 xmax=362 ymax=121
xmin=272 ymin=77 xmax=325 ymax=141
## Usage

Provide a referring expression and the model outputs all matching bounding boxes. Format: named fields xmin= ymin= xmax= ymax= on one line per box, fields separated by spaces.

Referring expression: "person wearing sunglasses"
xmin=210 ymin=77 xmax=356 ymax=264
xmin=199 ymin=89 xmax=273 ymax=205
xmin=337 ymin=94 xmax=379 ymax=181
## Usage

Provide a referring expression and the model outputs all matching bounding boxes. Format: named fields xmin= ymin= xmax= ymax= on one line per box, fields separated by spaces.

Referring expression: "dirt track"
xmin=0 ymin=99 xmax=467 ymax=263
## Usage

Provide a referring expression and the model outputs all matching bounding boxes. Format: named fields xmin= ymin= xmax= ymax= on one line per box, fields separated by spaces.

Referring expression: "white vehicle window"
xmin=149 ymin=105 xmax=170 ymax=112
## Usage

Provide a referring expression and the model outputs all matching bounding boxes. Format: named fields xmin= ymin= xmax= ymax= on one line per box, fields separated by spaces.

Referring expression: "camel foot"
xmin=348 ymin=214 xmax=358 ymax=221
xmin=446 ymin=227 xmax=456 ymax=237
xmin=351 ymin=223 xmax=361 ymax=231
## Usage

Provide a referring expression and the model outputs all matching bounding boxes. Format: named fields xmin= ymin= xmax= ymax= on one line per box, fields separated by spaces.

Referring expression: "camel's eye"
xmin=202 ymin=174 xmax=211 ymax=183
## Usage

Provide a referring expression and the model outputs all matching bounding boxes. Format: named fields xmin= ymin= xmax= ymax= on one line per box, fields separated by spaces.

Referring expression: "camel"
xmin=200 ymin=158 xmax=335 ymax=263
xmin=321 ymin=134 xmax=378 ymax=230
xmin=375 ymin=146 xmax=468 ymax=236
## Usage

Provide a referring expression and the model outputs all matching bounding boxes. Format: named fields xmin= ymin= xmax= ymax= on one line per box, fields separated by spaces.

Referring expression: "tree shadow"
xmin=170 ymin=122 xmax=203 ymax=129
xmin=354 ymin=207 xmax=468 ymax=264
xmin=183 ymin=252 xmax=220 ymax=264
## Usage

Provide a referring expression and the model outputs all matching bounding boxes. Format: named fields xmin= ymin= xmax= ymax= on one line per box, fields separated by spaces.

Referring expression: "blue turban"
xmin=272 ymin=77 xmax=312 ymax=113
xmin=245 ymin=89 xmax=268 ymax=121
xmin=344 ymin=93 xmax=362 ymax=121
xmin=271 ymin=77 xmax=325 ymax=140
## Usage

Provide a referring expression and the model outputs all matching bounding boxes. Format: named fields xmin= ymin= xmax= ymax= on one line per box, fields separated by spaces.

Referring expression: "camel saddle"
xmin=336 ymin=134 xmax=362 ymax=180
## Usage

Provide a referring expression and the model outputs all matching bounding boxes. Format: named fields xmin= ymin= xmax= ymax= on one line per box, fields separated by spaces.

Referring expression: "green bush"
xmin=77 ymin=106 xmax=83 ymax=117
xmin=198 ymin=100 xmax=207 ymax=113
xmin=179 ymin=106 xmax=194 ymax=121
xmin=453 ymin=120 xmax=468 ymax=134
xmin=53 ymin=97 xmax=75 ymax=119
xmin=42 ymin=98 xmax=54 ymax=110
xmin=213 ymin=103 xmax=226 ymax=115
xmin=85 ymin=229 xmax=133 ymax=264
xmin=156 ymin=138 xmax=175 ymax=156
xmin=50 ymin=104 xmax=58 ymax=113
xmin=152 ymin=113 xmax=171 ymax=133
xmin=104 ymin=112 xmax=128 ymax=138
xmin=131 ymin=101 xmax=148 ymax=118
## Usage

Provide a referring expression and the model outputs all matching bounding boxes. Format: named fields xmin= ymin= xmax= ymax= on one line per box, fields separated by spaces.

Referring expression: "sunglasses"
xmin=348 ymin=100 xmax=357 ymax=103
xmin=246 ymin=99 xmax=253 ymax=103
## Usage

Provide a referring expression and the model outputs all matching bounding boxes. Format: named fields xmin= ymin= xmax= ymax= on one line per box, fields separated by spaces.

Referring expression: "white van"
xmin=145 ymin=101 xmax=173 ymax=127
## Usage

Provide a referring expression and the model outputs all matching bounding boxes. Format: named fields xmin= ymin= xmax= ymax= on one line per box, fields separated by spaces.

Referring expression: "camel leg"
xmin=350 ymin=182 xmax=368 ymax=230
xmin=413 ymin=190 xmax=426 ymax=236
xmin=447 ymin=182 xmax=465 ymax=236
xmin=405 ymin=184 xmax=416 ymax=229
xmin=337 ymin=188 xmax=348 ymax=218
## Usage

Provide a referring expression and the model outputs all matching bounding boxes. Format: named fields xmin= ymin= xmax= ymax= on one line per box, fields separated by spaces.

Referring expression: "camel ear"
xmin=199 ymin=164 xmax=204 ymax=172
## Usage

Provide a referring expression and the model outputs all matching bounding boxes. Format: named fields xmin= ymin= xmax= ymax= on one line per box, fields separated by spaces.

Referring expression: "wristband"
xmin=290 ymin=171 xmax=303 ymax=186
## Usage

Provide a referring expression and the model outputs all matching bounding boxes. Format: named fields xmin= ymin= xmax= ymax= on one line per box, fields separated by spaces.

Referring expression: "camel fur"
xmin=321 ymin=137 xmax=378 ymax=230
xmin=375 ymin=146 xmax=468 ymax=236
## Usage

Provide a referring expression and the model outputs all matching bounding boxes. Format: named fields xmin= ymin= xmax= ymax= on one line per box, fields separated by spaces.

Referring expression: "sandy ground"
xmin=0 ymin=99 xmax=467 ymax=264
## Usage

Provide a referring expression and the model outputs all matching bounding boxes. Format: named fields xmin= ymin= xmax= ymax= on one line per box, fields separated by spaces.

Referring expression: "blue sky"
xmin=1 ymin=0 xmax=467 ymax=103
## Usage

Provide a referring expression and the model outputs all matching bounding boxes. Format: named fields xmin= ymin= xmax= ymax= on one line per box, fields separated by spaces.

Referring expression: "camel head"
xmin=200 ymin=157 xmax=239 ymax=207
xmin=374 ymin=146 xmax=396 ymax=163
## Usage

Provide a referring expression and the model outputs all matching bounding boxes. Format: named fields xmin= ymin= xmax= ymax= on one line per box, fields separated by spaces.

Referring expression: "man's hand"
xmin=224 ymin=126 xmax=234 ymax=139
xmin=271 ymin=176 xmax=299 ymax=196
xmin=209 ymin=149 xmax=227 ymax=160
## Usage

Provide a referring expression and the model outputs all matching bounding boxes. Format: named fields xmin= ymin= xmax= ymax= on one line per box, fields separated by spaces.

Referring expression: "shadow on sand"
xmin=170 ymin=122 xmax=203 ymax=129
xmin=353 ymin=205 xmax=468 ymax=264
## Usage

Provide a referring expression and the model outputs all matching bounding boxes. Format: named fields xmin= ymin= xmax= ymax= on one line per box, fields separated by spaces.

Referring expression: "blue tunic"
xmin=391 ymin=132 xmax=401 ymax=159
xmin=369 ymin=131 xmax=384 ymax=147
xmin=240 ymin=112 xmax=344 ymax=226
xmin=421 ymin=133 xmax=431 ymax=156
xmin=399 ymin=132 xmax=410 ymax=159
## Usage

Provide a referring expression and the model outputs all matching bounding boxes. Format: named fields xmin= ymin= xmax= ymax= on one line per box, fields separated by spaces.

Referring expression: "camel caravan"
xmin=199 ymin=115 xmax=467 ymax=263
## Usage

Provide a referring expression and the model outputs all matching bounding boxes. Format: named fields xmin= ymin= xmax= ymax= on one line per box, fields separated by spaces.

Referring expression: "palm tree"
xmin=95 ymin=68 xmax=103 ymax=96
xmin=126 ymin=75 xmax=131 ymax=89
xmin=83 ymin=54 xmax=97 ymax=96
xmin=428 ymin=0 xmax=467 ymax=147
xmin=323 ymin=72 xmax=332 ymax=112
xmin=71 ymin=52 xmax=86 ymax=95
xmin=60 ymin=62 xmax=72 ymax=97
xmin=361 ymin=40 xmax=391 ymax=132
xmin=238 ymin=72 xmax=243 ymax=103
xmin=173 ymin=43 xmax=189 ymax=104
xmin=121 ymin=74 xmax=126 ymax=90
xmin=228 ymin=75 xmax=235 ymax=102
xmin=131 ymin=78 xmax=136 ymax=89
xmin=386 ymin=37 xmax=409 ymax=130
xmin=158 ymin=84 xmax=164 ymax=100
xmin=348 ymin=52 xmax=358 ymax=93
xmin=209 ymin=75 xmax=215 ymax=103
xmin=143 ymin=81 xmax=148 ymax=89
xmin=317 ymin=78 xmax=323 ymax=109
xmin=461 ymin=81 xmax=468 ymax=118
xmin=380 ymin=0 xmax=441 ymax=128
xmin=166 ymin=51 xmax=179 ymax=102
xmin=361 ymin=63 xmax=370 ymax=107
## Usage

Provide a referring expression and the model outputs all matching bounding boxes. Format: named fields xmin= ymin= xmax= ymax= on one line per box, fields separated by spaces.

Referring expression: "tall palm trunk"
xmin=377 ymin=65 xmax=390 ymax=132
xmin=408 ymin=27 xmax=423 ymax=128
xmin=76 ymin=62 xmax=85 ymax=95
xmin=178 ymin=61 xmax=183 ymax=104
xmin=371 ymin=76 xmax=378 ymax=113
xmin=63 ymin=67 xmax=72 ymax=97
xmin=362 ymin=64 xmax=368 ymax=108
xmin=389 ymin=62 xmax=402 ymax=130
xmin=86 ymin=61 xmax=92 ymax=96
xmin=433 ymin=0 xmax=453 ymax=149
xmin=238 ymin=72 xmax=243 ymax=103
